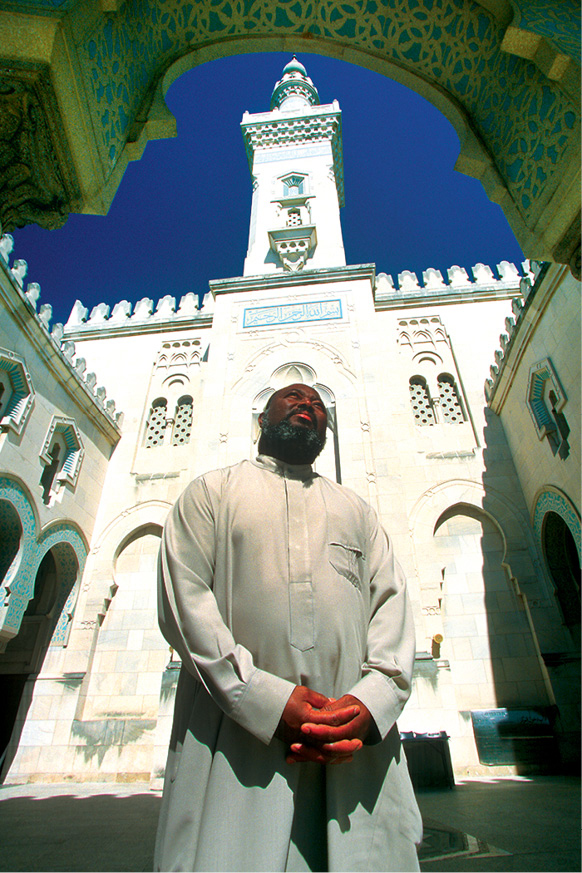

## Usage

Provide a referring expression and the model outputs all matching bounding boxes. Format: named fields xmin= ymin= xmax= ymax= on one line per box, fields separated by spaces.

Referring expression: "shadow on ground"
xmin=0 ymin=790 xmax=160 ymax=872
xmin=0 ymin=776 xmax=579 ymax=872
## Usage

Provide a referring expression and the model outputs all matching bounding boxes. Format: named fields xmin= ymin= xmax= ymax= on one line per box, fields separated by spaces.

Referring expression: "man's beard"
xmin=260 ymin=415 xmax=326 ymax=465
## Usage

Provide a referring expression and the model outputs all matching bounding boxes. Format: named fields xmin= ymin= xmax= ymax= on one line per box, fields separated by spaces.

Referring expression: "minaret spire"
xmin=241 ymin=57 xmax=345 ymax=276
xmin=270 ymin=55 xmax=320 ymax=111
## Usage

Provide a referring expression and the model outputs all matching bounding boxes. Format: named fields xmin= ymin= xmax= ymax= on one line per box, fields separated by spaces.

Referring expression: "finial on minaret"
xmin=270 ymin=56 xmax=320 ymax=111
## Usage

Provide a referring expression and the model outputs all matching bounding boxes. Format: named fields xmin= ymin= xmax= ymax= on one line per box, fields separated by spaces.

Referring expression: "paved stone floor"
xmin=0 ymin=775 xmax=579 ymax=871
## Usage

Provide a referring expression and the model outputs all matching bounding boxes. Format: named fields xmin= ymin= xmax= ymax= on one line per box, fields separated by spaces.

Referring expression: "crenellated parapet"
xmin=63 ymin=289 xmax=214 ymax=340
xmin=484 ymin=260 xmax=548 ymax=404
xmin=0 ymin=230 xmax=122 ymax=433
xmin=374 ymin=260 xmax=532 ymax=310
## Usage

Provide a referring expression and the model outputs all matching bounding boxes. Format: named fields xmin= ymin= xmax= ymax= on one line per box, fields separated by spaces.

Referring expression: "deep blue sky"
xmin=13 ymin=52 xmax=524 ymax=327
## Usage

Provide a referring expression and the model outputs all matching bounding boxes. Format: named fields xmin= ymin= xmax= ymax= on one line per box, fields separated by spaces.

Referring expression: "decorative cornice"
xmin=241 ymin=105 xmax=345 ymax=207
xmin=485 ymin=261 xmax=568 ymax=411
xmin=374 ymin=261 xmax=525 ymax=311
xmin=63 ymin=292 xmax=213 ymax=340
xmin=209 ymin=263 xmax=375 ymax=297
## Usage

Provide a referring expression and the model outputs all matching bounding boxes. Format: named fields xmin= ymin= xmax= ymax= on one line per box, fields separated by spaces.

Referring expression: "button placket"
xmin=286 ymin=475 xmax=314 ymax=651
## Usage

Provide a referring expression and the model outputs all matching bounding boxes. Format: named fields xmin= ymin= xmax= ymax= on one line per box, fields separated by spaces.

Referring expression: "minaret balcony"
xmin=268 ymin=225 xmax=317 ymax=272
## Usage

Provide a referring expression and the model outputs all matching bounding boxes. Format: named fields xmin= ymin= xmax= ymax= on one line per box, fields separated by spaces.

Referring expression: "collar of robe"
xmin=254 ymin=453 xmax=315 ymax=481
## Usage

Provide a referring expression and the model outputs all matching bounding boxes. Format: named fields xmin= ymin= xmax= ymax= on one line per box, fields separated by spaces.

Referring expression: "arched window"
xmin=172 ymin=396 xmax=193 ymax=445
xmin=438 ymin=374 xmax=465 ymax=423
xmin=409 ymin=377 xmax=435 ymax=425
xmin=282 ymin=174 xmax=305 ymax=197
xmin=145 ymin=398 xmax=167 ymax=447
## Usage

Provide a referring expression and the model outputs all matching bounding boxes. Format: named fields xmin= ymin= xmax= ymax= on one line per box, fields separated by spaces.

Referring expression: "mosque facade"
xmin=0 ymin=59 xmax=579 ymax=785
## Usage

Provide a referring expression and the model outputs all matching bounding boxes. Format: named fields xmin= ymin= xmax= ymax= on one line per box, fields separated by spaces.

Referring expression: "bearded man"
xmin=154 ymin=384 xmax=422 ymax=872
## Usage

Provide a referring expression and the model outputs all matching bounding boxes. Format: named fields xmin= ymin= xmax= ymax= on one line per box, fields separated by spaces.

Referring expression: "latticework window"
xmin=287 ymin=209 xmax=302 ymax=227
xmin=409 ymin=377 xmax=435 ymax=425
xmin=172 ymin=396 xmax=193 ymax=446
xmin=145 ymin=398 xmax=167 ymax=447
xmin=438 ymin=375 xmax=465 ymax=423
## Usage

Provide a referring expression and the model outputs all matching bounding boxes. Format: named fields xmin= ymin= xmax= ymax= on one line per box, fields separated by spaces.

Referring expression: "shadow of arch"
xmin=410 ymin=478 xmax=548 ymax=578
xmin=531 ymin=488 xmax=581 ymax=769
xmin=409 ymin=479 xmax=558 ymax=772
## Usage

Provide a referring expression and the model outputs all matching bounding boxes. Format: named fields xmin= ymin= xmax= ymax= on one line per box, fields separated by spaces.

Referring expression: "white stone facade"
xmin=0 ymin=60 xmax=579 ymax=785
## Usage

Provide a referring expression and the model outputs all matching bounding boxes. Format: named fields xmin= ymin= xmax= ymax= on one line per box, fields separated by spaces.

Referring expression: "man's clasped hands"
xmin=276 ymin=685 xmax=373 ymax=765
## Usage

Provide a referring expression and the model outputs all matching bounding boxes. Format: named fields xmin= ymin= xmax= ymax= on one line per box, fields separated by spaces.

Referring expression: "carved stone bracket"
xmin=0 ymin=65 xmax=81 ymax=231
xmin=268 ymin=225 xmax=317 ymax=272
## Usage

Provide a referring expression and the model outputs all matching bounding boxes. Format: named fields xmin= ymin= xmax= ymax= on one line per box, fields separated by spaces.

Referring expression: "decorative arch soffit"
xmin=0 ymin=475 xmax=88 ymax=641
xmin=92 ymin=500 xmax=171 ymax=564
xmin=533 ymin=486 xmax=581 ymax=561
xmin=77 ymin=501 xmax=170 ymax=625
xmin=231 ymin=336 xmax=357 ymax=395
xmin=0 ymin=1 xmax=579 ymax=271
xmin=37 ymin=522 xmax=88 ymax=646
xmin=87 ymin=500 xmax=170 ymax=589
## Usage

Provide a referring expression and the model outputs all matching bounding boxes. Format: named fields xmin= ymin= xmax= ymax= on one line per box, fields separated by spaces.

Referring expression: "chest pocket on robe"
xmin=329 ymin=542 xmax=366 ymax=590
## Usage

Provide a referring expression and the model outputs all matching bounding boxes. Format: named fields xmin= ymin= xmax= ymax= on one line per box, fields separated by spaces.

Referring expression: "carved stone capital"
xmin=0 ymin=65 xmax=80 ymax=231
xmin=552 ymin=214 xmax=581 ymax=280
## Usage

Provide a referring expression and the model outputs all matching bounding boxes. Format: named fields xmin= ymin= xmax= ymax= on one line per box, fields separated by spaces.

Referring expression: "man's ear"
xmin=258 ymin=411 xmax=264 ymax=428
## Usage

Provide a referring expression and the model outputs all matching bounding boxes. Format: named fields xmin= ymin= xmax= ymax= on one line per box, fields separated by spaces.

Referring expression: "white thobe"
xmin=154 ymin=455 xmax=422 ymax=872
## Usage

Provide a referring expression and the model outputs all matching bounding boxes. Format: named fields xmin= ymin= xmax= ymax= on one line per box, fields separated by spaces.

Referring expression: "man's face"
xmin=260 ymin=384 xmax=327 ymax=442
xmin=258 ymin=384 xmax=328 ymax=464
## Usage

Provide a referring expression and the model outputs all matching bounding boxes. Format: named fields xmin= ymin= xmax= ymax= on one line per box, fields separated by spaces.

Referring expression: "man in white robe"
xmin=155 ymin=384 xmax=422 ymax=872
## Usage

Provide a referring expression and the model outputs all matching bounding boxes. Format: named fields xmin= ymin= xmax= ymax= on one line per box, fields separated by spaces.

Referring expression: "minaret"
xmin=241 ymin=57 xmax=346 ymax=276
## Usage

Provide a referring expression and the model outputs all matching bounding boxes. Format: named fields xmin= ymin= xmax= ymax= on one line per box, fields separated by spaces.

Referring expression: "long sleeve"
xmin=347 ymin=503 xmax=416 ymax=741
xmin=158 ymin=474 xmax=295 ymax=745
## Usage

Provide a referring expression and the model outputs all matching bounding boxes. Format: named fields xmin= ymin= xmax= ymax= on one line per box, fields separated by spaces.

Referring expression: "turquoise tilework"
xmin=533 ymin=488 xmax=581 ymax=560
xmin=0 ymin=477 xmax=87 ymax=645
xmin=75 ymin=0 xmax=579 ymax=225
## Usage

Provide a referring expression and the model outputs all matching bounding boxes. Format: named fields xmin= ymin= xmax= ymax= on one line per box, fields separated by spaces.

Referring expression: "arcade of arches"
xmin=0 ymin=0 xmax=579 ymax=275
